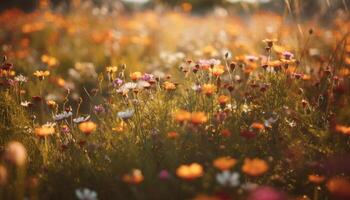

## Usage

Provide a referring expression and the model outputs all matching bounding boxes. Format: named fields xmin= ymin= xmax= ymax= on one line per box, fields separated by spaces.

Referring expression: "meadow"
xmin=0 ymin=0 xmax=349 ymax=199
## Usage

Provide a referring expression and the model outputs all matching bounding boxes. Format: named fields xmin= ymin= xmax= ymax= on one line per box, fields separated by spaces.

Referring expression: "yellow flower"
xmin=79 ymin=121 xmax=97 ymax=135
xmin=35 ymin=125 xmax=55 ymax=137
xmin=33 ymin=70 xmax=50 ymax=80
xmin=176 ymin=163 xmax=203 ymax=180
xmin=213 ymin=156 xmax=237 ymax=171
xmin=41 ymin=55 xmax=58 ymax=67
xmin=164 ymin=81 xmax=176 ymax=91
xmin=106 ymin=66 xmax=118 ymax=74
xmin=211 ymin=65 xmax=225 ymax=77
xmin=242 ymin=158 xmax=268 ymax=176
xmin=130 ymin=71 xmax=142 ymax=81
xmin=202 ymin=84 xmax=216 ymax=96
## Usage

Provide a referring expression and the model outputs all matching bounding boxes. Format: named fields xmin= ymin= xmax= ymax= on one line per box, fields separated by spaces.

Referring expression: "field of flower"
xmin=0 ymin=0 xmax=349 ymax=199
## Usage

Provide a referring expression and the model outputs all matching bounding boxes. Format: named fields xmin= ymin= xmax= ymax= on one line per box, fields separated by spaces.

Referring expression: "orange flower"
xmin=173 ymin=110 xmax=191 ymax=123
xmin=191 ymin=112 xmax=208 ymax=125
xmin=176 ymin=163 xmax=203 ymax=180
xmin=79 ymin=121 xmax=97 ymax=135
xmin=308 ymin=174 xmax=325 ymax=184
xmin=242 ymin=158 xmax=268 ymax=176
xmin=251 ymin=122 xmax=265 ymax=131
xmin=122 ymin=169 xmax=144 ymax=184
xmin=130 ymin=71 xmax=142 ymax=81
xmin=202 ymin=84 xmax=216 ymax=96
xmin=35 ymin=125 xmax=55 ymax=137
xmin=211 ymin=65 xmax=225 ymax=77
xmin=217 ymin=95 xmax=229 ymax=105
xmin=164 ymin=81 xmax=176 ymax=91
xmin=213 ymin=156 xmax=237 ymax=171
xmin=167 ymin=131 xmax=179 ymax=139
xmin=335 ymin=124 xmax=350 ymax=135
xmin=326 ymin=177 xmax=350 ymax=198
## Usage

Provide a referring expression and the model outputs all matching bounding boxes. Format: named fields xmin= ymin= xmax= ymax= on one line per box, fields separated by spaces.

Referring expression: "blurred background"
xmin=0 ymin=0 xmax=348 ymax=17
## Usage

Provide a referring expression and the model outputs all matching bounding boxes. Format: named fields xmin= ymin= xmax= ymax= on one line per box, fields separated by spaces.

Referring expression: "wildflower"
xmin=335 ymin=124 xmax=350 ymax=135
xmin=117 ymin=109 xmax=134 ymax=120
xmin=216 ymin=171 xmax=240 ymax=187
xmin=1 ymin=62 xmax=13 ymax=70
xmin=122 ymin=169 xmax=144 ymax=184
xmin=191 ymin=84 xmax=201 ymax=92
xmin=211 ymin=65 xmax=225 ymax=76
xmin=73 ymin=115 xmax=91 ymax=123
xmin=202 ymin=84 xmax=216 ymax=96
xmin=136 ymin=80 xmax=151 ymax=89
xmin=75 ymin=188 xmax=98 ymax=200
xmin=167 ymin=131 xmax=179 ymax=139
xmin=282 ymin=51 xmax=294 ymax=60
xmin=14 ymin=74 xmax=28 ymax=83
xmin=41 ymin=55 xmax=58 ymax=67
xmin=190 ymin=112 xmax=208 ymax=125
xmin=53 ymin=111 xmax=73 ymax=121
xmin=141 ymin=73 xmax=154 ymax=82
xmin=130 ymin=71 xmax=142 ymax=81
xmin=46 ymin=100 xmax=57 ymax=108
xmin=164 ymin=81 xmax=176 ymax=91
xmin=112 ymin=121 xmax=127 ymax=133
xmin=106 ymin=66 xmax=118 ymax=74
xmin=173 ymin=110 xmax=191 ymax=123
xmin=251 ymin=122 xmax=265 ymax=131
xmin=60 ymin=125 xmax=70 ymax=134
xmin=158 ymin=169 xmax=171 ymax=180
xmin=4 ymin=141 xmax=27 ymax=166
xmin=79 ymin=121 xmax=97 ymax=135
xmin=33 ymin=70 xmax=50 ymax=80
xmin=20 ymin=101 xmax=32 ymax=107
xmin=326 ymin=177 xmax=350 ymax=199
xmin=116 ymin=82 xmax=137 ymax=94
xmin=0 ymin=165 xmax=7 ymax=186
xmin=217 ymin=95 xmax=230 ymax=105
xmin=242 ymin=158 xmax=269 ymax=176
xmin=93 ymin=104 xmax=105 ymax=114
xmin=113 ymin=78 xmax=123 ymax=87
xmin=35 ymin=123 xmax=55 ymax=137
xmin=213 ymin=157 xmax=237 ymax=171
xmin=308 ymin=174 xmax=325 ymax=184
xmin=176 ymin=163 xmax=203 ymax=180
xmin=248 ymin=186 xmax=286 ymax=200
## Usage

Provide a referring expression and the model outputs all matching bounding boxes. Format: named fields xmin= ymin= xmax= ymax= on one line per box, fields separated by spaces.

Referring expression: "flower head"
xmin=33 ymin=70 xmax=50 ymax=80
xmin=122 ymin=169 xmax=144 ymax=184
xmin=242 ymin=158 xmax=268 ymax=176
xmin=176 ymin=163 xmax=203 ymax=180
xmin=213 ymin=156 xmax=237 ymax=171
xmin=79 ymin=121 xmax=97 ymax=135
